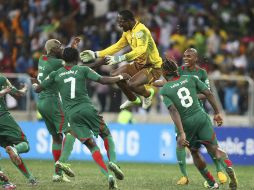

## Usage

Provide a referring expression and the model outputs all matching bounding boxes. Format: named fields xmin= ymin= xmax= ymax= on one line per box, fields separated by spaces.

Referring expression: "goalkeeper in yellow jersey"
xmin=80 ymin=10 xmax=162 ymax=110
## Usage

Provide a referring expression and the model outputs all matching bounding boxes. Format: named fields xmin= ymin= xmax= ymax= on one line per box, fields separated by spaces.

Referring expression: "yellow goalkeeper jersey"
xmin=97 ymin=21 xmax=162 ymax=68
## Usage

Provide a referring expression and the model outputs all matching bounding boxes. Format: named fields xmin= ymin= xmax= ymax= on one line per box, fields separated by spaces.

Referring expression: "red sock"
xmin=92 ymin=150 xmax=108 ymax=172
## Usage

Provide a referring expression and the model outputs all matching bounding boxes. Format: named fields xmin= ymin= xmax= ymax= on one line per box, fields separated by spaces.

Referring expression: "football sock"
xmin=218 ymin=156 xmax=232 ymax=169
xmin=208 ymin=151 xmax=223 ymax=172
xmin=14 ymin=142 xmax=29 ymax=154
xmin=103 ymin=135 xmax=116 ymax=163
xmin=59 ymin=133 xmax=75 ymax=163
xmin=12 ymin=157 xmax=32 ymax=179
xmin=176 ymin=148 xmax=188 ymax=177
xmin=52 ymin=143 xmax=62 ymax=175
xmin=199 ymin=168 xmax=216 ymax=186
xmin=90 ymin=146 xmax=109 ymax=177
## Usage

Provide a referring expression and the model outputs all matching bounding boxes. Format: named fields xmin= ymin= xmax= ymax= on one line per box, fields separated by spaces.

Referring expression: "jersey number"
xmin=177 ymin=87 xmax=193 ymax=108
xmin=64 ymin=77 xmax=76 ymax=99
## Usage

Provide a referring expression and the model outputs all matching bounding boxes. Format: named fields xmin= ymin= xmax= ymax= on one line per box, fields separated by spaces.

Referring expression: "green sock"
xmin=14 ymin=142 xmax=29 ymax=154
xmin=104 ymin=135 xmax=116 ymax=163
xmin=176 ymin=148 xmax=188 ymax=177
xmin=199 ymin=168 xmax=215 ymax=186
xmin=59 ymin=133 xmax=75 ymax=163
xmin=208 ymin=152 xmax=223 ymax=172
xmin=134 ymin=97 xmax=141 ymax=104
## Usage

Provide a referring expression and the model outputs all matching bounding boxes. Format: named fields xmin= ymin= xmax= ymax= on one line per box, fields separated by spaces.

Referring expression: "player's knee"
xmin=22 ymin=142 xmax=30 ymax=153
xmin=128 ymin=80 xmax=138 ymax=90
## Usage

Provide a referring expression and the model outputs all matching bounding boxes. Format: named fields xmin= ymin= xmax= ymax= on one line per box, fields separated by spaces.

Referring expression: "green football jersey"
xmin=37 ymin=55 xmax=63 ymax=98
xmin=0 ymin=74 xmax=9 ymax=112
xmin=160 ymin=75 xmax=208 ymax=120
xmin=40 ymin=65 xmax=102 ymax=111
xmin=177 ymin=65 xmax=210 ymax=89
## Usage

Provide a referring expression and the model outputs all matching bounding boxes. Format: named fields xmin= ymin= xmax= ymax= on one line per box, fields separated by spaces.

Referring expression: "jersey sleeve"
xmin=201 ymin=69 xmax=210 ymax=90
xmin=83 ymin=66 xmax=102 ymax=81
xmin=40 ymin=71 xmax=57 ymax=89
xmin=160 ymin=87 xmax=174 ymax=108
xmin=124 ymin=29 xmax=148 ymax=61
xmin=97 ymin=33 xmax=128 ymax=57
xmin=192 ymin=76 xmax=209 ymax=92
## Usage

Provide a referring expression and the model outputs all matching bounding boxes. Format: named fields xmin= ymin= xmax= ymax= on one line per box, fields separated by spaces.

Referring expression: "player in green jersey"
xmin=160 ymin=58 xmax=238 ymax=190
xmin=153 ymin=48 xmax=227 ymax=185
xmin=176 ymin=48 xmax=227 ymax=185
xmin=0 ymin=75 xmax=37 ymax=185
xmin=37 ymin=38 xmax=80 ymax=182
xmin=33 ymin=47 xmax=129 ymax=190
xmin=0 ymin=169 xmax=16 ymax=190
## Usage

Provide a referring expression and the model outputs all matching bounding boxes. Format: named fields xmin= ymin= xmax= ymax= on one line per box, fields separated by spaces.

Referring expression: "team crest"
xmin=136 ymin=31 xmax=144 ymax=39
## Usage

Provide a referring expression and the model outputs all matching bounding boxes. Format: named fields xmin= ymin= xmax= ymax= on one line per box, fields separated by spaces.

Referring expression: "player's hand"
xmin=105 ymin=55 xmax=126 ymax=65
xmin=213 ymin=113 xmax=223 ymax=126
xmin=178 ymin=132 xmax=189 ymax=147
xmin=80 ymin=50 xmax=96 ymax=62
xmin=152 ymin=79 xmax=167 ymax=87
xmin=71 ymin=37 xmax=81 ymax=49
xmin=120 ymin=73 xmax=131 ymax=80
xmin=0 ymin=86 xmax=12 ymax=97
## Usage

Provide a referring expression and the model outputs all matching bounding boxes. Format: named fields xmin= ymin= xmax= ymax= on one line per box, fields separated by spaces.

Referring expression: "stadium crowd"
xmin=0 ymin=0 xmax=254 ymax=115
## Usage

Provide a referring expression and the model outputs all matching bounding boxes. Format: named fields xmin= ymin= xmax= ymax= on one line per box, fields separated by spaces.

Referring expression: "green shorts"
xmin=0 ymin=112 xmax=28 ymax=148
xmin=177 ymin=111 xmax=218 ymax=149
xmin=67 ymin=103 xmax=109 ymax=143
xmin=38 ymin=96 xmax=70 ymax=135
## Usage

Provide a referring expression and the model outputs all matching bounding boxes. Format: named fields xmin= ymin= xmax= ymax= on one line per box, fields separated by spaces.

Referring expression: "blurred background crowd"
xmin=0 ymin=0 xmax=254 ymax=116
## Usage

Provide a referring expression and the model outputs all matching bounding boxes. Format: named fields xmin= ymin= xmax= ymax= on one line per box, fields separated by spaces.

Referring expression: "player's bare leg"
xmin=128 ymin=69 xmax=155 ymax=109
xmin=111 ymin=65 xmax=141 ymax=109
xmin=190 ymin=148 xmax=219 ymax=189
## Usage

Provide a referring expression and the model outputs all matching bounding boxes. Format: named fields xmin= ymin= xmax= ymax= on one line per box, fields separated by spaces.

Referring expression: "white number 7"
xmin=64 ymin=77 xmax=76 ymax=99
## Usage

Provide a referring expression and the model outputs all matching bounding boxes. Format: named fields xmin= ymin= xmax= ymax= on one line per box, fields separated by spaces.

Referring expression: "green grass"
xmin=1 ymin=159 xmax=253 ymax=190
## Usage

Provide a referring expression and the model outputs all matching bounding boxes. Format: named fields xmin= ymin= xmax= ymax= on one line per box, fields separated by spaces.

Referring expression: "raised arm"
xmin=6 ymin=79 xmax=27 ymax=97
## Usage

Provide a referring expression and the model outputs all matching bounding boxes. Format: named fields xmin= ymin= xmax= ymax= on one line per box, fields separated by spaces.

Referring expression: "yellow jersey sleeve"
xmin=97 ymin=33 xmax=128 ymax=57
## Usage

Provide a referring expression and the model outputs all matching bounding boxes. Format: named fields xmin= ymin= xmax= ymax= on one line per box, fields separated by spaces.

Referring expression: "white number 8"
xmin=177 ymin=87 xmax=193 ymax=108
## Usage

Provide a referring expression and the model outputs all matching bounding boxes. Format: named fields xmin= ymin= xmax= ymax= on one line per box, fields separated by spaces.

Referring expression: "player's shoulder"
xmin=0 ymin=74 xmax=7 ymax=82
xmin=196 ymin=66 xmax=208 ymax=74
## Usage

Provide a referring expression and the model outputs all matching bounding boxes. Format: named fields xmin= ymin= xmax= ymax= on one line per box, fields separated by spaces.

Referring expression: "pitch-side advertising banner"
xmin=1 ymin=122 xmax=253 ymax=165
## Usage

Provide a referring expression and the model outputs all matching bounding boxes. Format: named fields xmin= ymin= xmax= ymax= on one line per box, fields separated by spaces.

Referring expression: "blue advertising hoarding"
xmin=1 ymin=122 xmax=254 ymax=165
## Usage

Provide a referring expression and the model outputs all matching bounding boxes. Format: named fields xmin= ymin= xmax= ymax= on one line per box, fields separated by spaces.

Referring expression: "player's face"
xmin=117 ymin=15 xmax=132 ymax=32
xmin=183 ymin=50 xmax=197 ymax=67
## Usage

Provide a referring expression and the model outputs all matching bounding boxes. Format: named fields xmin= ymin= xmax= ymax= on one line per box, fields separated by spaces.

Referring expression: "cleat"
xmin=204 ymin=181 xmax=219 ymax=189
xmin=108 ymin=175 xmax=118 ymax=190
xmin=217 ymin=171 xmax=227 ymax=184
xmin=226 ymin=167 xmax=238 ymax=190
xmin=28 ymin=176 xmax=37 ymax=186
xmin=142 ymin=88 xmax=155 ymax=109
xmin=2 ymin=182 xmax=16 ymax=190
xmin=55 ymin=161 xmax=75 ymax=177
xmin=52 ymin=174 xmax=70 ymax=183
xmin=108 ymin=162 xmax=124 ymax=180
xmin=177 ymin=176 xmax=189 ymax=185
xmin=120 ymin=97 xmax=141 ymax=110
xmin=6 ymin=146 xmax=21 ymax=165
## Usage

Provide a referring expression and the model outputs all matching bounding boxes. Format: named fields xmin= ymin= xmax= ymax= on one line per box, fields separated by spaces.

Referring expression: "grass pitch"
xmin=0 ymin=159 xmax=253 ymax=190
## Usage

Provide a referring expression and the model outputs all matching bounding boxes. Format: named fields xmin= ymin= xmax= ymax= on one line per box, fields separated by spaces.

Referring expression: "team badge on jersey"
xmin=136 ymin=31 xmax=144 ymax=39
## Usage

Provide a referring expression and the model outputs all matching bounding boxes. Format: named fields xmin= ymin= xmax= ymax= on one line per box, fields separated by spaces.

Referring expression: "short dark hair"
xmin=63 ymin=47 xmax=79 ymax=63
xmin=118 ymin=10 xmax=135 ymax=21
xmin=162 ymin=57 xmax=179 ymax=76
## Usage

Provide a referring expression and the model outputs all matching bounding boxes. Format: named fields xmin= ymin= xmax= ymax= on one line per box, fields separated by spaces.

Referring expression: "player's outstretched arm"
xmin=6 ymin=79 xmax=28 ymax=97
xmin=168 ymin=105 xmax=189 ymax=147
xmin=98 ymin=73 xmax=131 ymax=84
xmin=80 ymin=50 xmax=97 ymax=63
xmin=202 ymin=89 xmax=223 ymax=126
xmin=0 ymin=86 xmax=12 ymax=97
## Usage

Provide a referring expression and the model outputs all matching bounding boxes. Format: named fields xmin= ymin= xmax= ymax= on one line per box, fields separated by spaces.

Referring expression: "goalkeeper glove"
xmin=80 ymin=50 xmax=97 ymax=62
xmin=105 ymin=55 xmax=126 ymax=65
